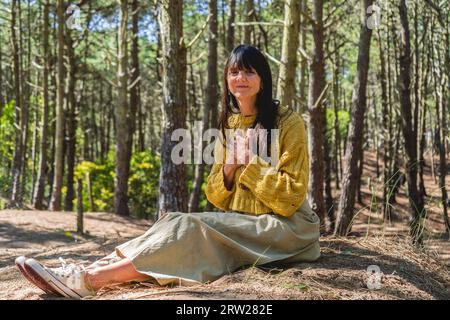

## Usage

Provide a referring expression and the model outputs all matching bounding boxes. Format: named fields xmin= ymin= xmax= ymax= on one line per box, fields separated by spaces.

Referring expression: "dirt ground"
xmin=1 ymin=209 xmax=449 ymax=300
xmin=1 ymin=149 xmax=449 ymax=300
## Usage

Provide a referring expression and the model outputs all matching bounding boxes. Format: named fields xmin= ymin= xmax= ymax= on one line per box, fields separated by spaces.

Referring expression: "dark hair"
xmin=218 ymin=44 xmax=285 ymax=154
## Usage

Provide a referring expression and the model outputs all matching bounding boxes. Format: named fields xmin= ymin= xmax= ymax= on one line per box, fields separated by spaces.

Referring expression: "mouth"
xmin=236 ymin=86 xmax=249 ymax=89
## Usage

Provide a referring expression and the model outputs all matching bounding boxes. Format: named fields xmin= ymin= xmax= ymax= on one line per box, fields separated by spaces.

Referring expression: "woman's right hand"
xmin=223 ymin=138 xmax=244 ymax=190
xmin=223 ymin=164 xmax=241 ymax=191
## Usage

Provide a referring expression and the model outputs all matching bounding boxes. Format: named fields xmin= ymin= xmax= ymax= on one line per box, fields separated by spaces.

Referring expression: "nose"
xmin=235 ymin=71 xmax=248 ymax=81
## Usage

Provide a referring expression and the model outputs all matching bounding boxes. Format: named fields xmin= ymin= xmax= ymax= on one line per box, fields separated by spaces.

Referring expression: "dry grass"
xmin=89 ymin=235 xmax=450 ymax=300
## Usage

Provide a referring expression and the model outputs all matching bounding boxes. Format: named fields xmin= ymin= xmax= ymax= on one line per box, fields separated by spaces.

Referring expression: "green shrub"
xmin=74 ymin=150 xmax=161 ymax=219
xmin=0 ymin=101 xmax=15 ymax=196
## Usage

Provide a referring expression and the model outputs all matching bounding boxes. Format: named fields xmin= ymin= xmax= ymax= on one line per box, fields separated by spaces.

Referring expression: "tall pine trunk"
xmin=114 ymin=0 xmax=132 ymax=216
xmin=276 ymin=0 xmax=300 ymax=107
xmin=9 ymin=0 xmax=24 ymax=207
xmin=157 ymin=0 xmax=188 ymax=217
xmin=397 ymin=0 xmax=425 ymax=245
xmin=49 ymin=0 xmax=66 ymax=211
xmin=307 ymin=0 xmax=326 ymax=226
xmin=130 ymin=0 xmax=141 ymax=152
xmin=244 ymin=0 xmax=254 ymax=44
xmin=33 ymin=0 xmax=50 ymax=209
xmin=64 ymin=27 xmax=77 ymax=212
xmin=189 ymin=0 xmax=217 ymax=213
xmin=226 ymin=0 xmax=236 ymax=54
xmin=334 ymin=0 xmax=373 ymax=236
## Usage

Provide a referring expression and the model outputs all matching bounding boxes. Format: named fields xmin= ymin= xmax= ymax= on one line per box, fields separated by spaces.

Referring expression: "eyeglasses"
xmin=227 ymin=70 xmax=258 ymax=79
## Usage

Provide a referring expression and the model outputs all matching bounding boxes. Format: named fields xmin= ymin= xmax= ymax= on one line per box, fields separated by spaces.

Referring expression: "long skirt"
xmin=110 ymin=200 xmax=320 ymax=286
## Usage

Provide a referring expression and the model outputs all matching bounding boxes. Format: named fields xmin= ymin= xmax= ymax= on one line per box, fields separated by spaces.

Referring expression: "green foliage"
xmin=128 ymin=151 xmax=161 ymax=219
xmin=0 ymin=197 xmax=6 ymax=209
xmin=74 ymin=159 xmax=114 ymax=212
xmin=199 ymin=171 xmax=209 ymax=210
xmin=325 ymin=108 xmax=350 ymax=142
xmin=74 ymin=150 xmax=161 ymax=219
xmin=0 ymin=101 xmax=15 ymax=195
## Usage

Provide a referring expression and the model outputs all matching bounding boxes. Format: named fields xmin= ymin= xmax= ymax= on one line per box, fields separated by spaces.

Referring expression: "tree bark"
xmin=157 ymin=0 xmax=189 ymax=217
xmin=276 ymin=0 xmax=300 ymax=107
xmin=33 ymin=0 xmax=50 ymax=210
xmin=0 ymin=32 xmax=3 ymax=117
xmin=189 ymin=0 xmax=217 ymax=213
xmin=76 ymin=179 xmax=84 ymax=234
xmin=307 ymin=0 xmax=326 ymax=226
xmin=226 ymin=0 xmax=236 ymax=54
xmin=130 ymin=0 xmax=141 ymax=152
xmin=397 ymin=0 xmax=425 ymax=245
xmin=332 ymin=38 xmax=342 ymax=190
xmin=334 ymin=0 xmax=373 ymax=236
xmin=244 ymin=0 xmax=254 ymax=44
xmin=298 ymin=0 xmax=308 ymax=114
xmin=49 ymin=0 xmax=66 ymax=211
xmin=114 ymin=0 xmax=132 ymax=216
xmin=324 ymin=131 xmax=335 ymax=232
xmin=64 ymin=27 xmax=77 ymax=212
xmin=431 ymin=31 xmax=449 ymax=234
xmin=9 ymin=0 xmax=25 ymax=207
xmin=377 ymin=27 xmax=393 ymax=219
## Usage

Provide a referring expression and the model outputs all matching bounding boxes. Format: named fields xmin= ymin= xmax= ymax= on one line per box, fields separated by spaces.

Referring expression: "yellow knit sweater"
xmin=205 ymin=106 xmax=309 ymax=217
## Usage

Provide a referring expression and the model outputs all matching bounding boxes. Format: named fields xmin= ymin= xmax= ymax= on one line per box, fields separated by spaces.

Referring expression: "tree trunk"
xmin=157 ymin=0 xmax=189 ymax=217
xmin=49 ymin=0 xmax=66 ymax=211
xmin=0 ymin=32 xmax=3 ymax=116
xmin=9 ymin=0 xmax=25 ymax=207
xmin=324 ymin=131 xmax=334 ymax=232
xmin=332 ymin=38 xmax=341 ymax=190
xmin=130 ymin=0 xmax=141 ymax=152
xmin=226 ymin=0 xmax=236 ymax=54
xmin=76 ymin=179 xmax=84 ymax=234
xmin=356 ymin=132 xmax=365 ymax=204
xmin=397 ymin=0 xmax=425 ymax=245
xmin=189 ymin=0 xmax=217 ymax=213
xmin=64 ymin=27 xmax=77 ymax=212
xmin=377 ymin=27 xmax=392 ymax=220
xmin=114 ymin=0 xmax=132 ymax=216
xmin=334 ymin=0 xmax=373 ymax=236
xmin=298 ymin=0 xmax=308 ymax=113
xmin=418 ymin=36 xmax=431 ymax=198
xmin=431 ymin=31 xmax=449 ymax=234
xmin=414 ymin=2 xmax=426 ymax=202
xmin=244 ymin=0 xmax=254 ymax=44
xmin=307 ymin=0 xmax=326 ymax=226
xmin=19 ymin=0 xmax=31 ymax=206
xmin=276 ymin=0 xmax=300 ymax=107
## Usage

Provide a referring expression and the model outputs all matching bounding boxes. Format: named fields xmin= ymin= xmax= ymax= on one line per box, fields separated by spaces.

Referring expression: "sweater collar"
xmin=240 ymin=113 xmax=257 ymax=126
xmin=228 ymin=112 xmax=257 ymax=128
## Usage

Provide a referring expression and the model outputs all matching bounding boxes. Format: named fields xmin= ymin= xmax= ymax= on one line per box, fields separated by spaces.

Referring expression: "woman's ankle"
xmin=84 ymin=269 xmax=101 ymax=292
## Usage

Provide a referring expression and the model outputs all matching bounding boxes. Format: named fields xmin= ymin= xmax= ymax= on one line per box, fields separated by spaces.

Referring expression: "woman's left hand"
xmin=238 ymin=129 xmax=261 ymax=166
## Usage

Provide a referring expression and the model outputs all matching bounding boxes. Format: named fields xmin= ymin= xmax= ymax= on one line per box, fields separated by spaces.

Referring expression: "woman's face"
xmin=227 ymin=65 xmax=261 ymax=101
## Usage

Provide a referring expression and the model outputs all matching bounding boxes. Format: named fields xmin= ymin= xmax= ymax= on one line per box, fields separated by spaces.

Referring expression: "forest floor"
xmin=1 ymin=149 xmax=449 ymax=300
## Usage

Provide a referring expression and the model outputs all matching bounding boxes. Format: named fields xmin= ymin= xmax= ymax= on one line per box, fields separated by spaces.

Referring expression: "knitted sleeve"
xmin=238 ymin=113 xmax=309 ymax=217
xmin=205 ymin=137 xmax=235 ymax=211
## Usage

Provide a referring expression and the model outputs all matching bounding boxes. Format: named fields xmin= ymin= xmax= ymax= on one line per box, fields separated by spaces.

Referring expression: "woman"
xmin=15 ymin=44 xmax=320 ymax=299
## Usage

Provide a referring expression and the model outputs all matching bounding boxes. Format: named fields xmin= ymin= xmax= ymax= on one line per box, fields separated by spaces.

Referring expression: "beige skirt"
xmin=112 ymin=200 xmax=320 ymax=286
